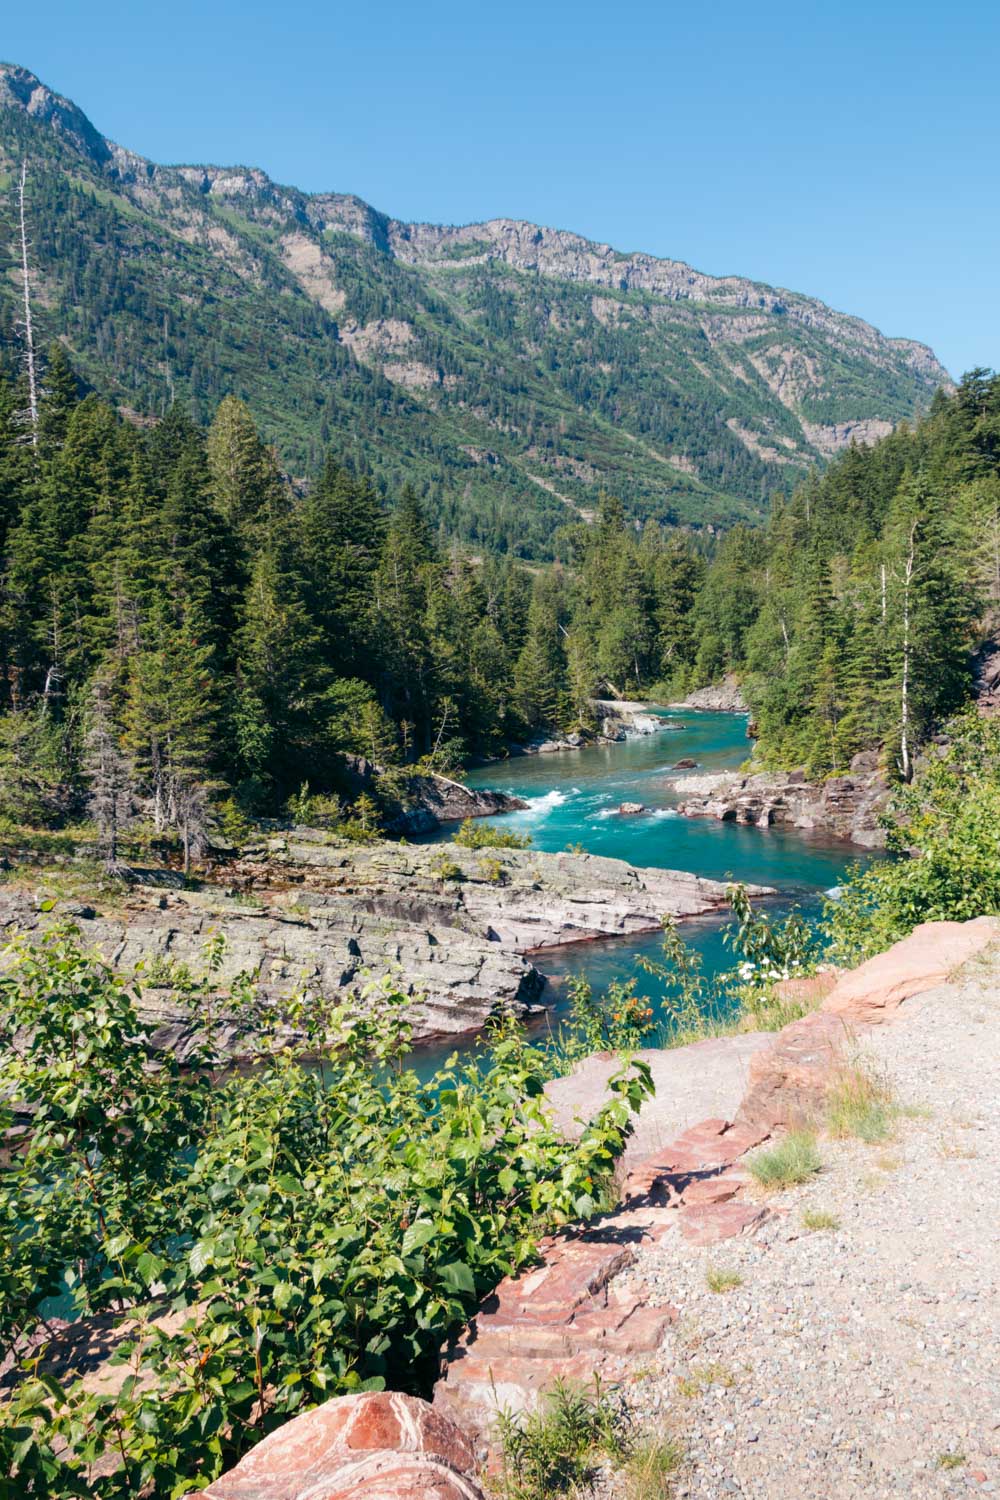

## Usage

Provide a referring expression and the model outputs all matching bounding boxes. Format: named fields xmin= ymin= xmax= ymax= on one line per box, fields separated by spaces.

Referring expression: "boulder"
xmin=822 ymin=916 xmax=1000 ymax=1021
xmin=390 ymin=777 xmax=527 ymax=833
xmin=671 ymin=678 xmax=747 ymax=713
xmin=617 ymin=802 xmax=648 ymax=815
xmin=672 ymin=758 xmax=697 ymax=769
xmin=190 ymin=1391 xmax=485 ymax=1500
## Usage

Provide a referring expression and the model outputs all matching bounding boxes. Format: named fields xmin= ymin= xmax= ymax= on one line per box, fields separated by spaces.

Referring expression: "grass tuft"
xmin=623 ymin=1432 xmax=684 ymax=1498
xmin=676 ymin=1362 xmax=735 ymax=1398
xmin=747 ymin=1131 xmax=822 ymax=1191
xmin=826 ymin=1057 xmax=898 ymax=1143
xmin=935 ymin=1452 xmax=966 ymax=1471
xmin=801 ymin=1208 xmax=840 ymax=1232
xmin=705 ymin=1265 xmax=743 ymax=1293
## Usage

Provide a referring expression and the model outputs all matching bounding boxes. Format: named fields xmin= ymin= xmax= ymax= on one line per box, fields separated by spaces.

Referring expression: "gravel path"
xmin=613 ymin=948 xmax=1000 ymax=1499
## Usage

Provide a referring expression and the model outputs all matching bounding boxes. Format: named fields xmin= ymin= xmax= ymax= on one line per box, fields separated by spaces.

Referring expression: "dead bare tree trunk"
xmin=16 ymin=160 xmax=39 ymax=449
xmin=900 ymin=521 xmax=917 ymax=783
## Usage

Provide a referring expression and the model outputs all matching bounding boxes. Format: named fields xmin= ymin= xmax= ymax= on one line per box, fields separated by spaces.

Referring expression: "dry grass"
xmin=622 ymin=1432 xmax=684 ymax=1498
xmin=676 ymin=1362 xmax=735 ymax=1398
xmin=939 ymin=1138 xmax=978 ymax=1160
xmin=826 ymin=1056 xmax=898 ymax=1144
xmin=801 ymin=1208 xmax=840 ymax=1232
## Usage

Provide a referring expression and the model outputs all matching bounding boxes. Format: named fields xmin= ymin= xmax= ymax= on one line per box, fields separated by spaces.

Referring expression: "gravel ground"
xmin=608 ymin=950 xmax=1000 ymax=1499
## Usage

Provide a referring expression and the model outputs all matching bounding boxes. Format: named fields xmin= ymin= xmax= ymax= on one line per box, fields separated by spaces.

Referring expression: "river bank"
xmin=0 ymin=834 xmax=771 ymax=1057
xmin=665 ymin=757 xmax=890 ymax=848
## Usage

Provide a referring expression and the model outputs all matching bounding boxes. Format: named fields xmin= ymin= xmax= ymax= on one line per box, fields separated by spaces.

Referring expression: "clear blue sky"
xmin=5 ymin=0 xmax=997 ymax=377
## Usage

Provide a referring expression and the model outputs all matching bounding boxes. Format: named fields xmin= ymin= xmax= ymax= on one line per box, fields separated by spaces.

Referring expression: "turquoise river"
xmin=415 ymin=709 xmax=867 ymax=1070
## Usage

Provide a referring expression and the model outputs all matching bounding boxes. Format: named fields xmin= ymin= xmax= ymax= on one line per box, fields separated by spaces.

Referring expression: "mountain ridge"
xmin=0 ymin=61 xmax=952 ymax=554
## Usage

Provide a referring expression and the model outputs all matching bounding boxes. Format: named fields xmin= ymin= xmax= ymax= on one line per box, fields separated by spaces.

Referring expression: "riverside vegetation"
xmin=0 ymin=928 xmax=653 ymax=1498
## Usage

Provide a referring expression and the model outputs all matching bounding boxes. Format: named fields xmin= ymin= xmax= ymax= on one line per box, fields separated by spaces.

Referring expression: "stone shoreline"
xmin=663 ymin=757 xmax=890 ymax=848
xmin=0 ymin=833 xmax=774 ymax=1055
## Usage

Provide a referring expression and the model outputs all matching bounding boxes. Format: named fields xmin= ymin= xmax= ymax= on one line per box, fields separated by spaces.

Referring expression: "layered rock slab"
xmin=0 ymin=838 xmax=769 ymax=1052
xmin=544 ymin=1034 xmax=772 ymax=1173
xmin=738 ymin=915 xmax=1000 ymax=1133
xmin=665 ymin=762 xmax=889 ymax=847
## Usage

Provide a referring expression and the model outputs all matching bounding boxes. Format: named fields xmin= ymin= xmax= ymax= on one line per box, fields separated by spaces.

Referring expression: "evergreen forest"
xmin=0 ymin=342 xmax=996 ymax=854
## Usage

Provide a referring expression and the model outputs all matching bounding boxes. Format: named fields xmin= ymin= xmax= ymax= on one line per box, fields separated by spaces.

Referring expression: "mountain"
xmin=0 ymin=62 xmax=951 ymax=556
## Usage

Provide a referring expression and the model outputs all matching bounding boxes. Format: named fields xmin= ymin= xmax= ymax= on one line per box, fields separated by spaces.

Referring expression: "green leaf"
xmin=401 ymin=1220 xmax=436 ymax=1256
xmin=436 ymin=1260 xmax=475 ymax=1295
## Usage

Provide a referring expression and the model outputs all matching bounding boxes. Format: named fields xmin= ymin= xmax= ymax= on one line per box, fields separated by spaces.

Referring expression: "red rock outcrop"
xmin=187 ymin=1391 xmax=486 ymax=1500
xmin=822 ymin=916 xmax=1000 ymax=1020
xmin=433 ymin=1117 xmax=769 ymax=1453
xmin=739 ymin=916 xmax=1000 ymax=1133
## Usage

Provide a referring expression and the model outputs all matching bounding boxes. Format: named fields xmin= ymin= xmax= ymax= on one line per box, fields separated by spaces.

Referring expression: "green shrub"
xmin=452 ymin=817 xmax=531 ymax=850
xmin=0 ymin=930 xmax=653 ymax=1497
xmin=826 ymin=710 xmax=1000 ymax=963
xmin=494 ymin=1380 xmax=627 ymax=1500
xmin=429 ymin=850 xmax=464 ymax=882
xmin=475 ymin=855 xmax=506 ymax=885
xmin=552 ymin=976 xmax=659 ymax=1068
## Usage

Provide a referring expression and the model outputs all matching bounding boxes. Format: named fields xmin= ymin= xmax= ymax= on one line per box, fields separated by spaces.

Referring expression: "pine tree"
xmin=206 ymin=395 xmax=285 ymax=538
xmin=124 ymin=600 xmax=218 ymax=832
xmin=233 ymin=522 xmax=330 ymax=789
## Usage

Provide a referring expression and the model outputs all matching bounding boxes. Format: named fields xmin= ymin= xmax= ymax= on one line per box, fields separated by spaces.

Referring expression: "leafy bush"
xmin=429 ymin=850 xmax=464 ymax=882
xmin=0 ymin=931 xmax=652 ymax=1497
xmin=553 ymin=976 xmax=658 ymax=1067
xmin=826 ymin=711 xmax=1000 ymax=962
xmin=452 ymin=818 xmax=531 ymax=850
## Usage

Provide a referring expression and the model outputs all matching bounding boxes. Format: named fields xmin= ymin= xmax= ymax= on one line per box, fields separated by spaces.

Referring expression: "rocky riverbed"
xmin=0 ymin=833 xmax=773 ymax=1055
xmin=513 ymin=698 xmax=684 ymax=754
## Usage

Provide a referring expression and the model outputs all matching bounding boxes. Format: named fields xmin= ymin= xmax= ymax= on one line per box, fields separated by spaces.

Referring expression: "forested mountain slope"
xmin=0 ymin=62 xmax=950 ymax=556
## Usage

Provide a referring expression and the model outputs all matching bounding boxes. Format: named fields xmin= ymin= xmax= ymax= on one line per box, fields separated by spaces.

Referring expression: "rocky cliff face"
xmin=665 ymin=756 xmax=889 ymax=847
xmin=387 ymin=216 xmax=944 ymax=385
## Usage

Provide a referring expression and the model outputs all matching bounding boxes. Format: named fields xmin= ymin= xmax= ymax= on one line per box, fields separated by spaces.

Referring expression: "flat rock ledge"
xmin=669 ymin=677 xmax=748 ymax=713
xmin=665 ymin=754 xmax=889 ymax=847
xmin=0 ymin=838 xmax=769 ymax=1054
